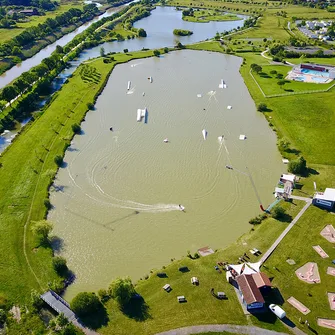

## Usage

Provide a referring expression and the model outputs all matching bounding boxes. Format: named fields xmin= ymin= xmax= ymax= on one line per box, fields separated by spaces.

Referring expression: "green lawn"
xmin=183 ymin=9 xmax=241 ymax=22
xmin=97 ymin=200 xmax=303 ymax=335
xmin=262 ymin=206 xmax=335 ymax=335
xmin=0 ymin=50 xmax=154 ymax=304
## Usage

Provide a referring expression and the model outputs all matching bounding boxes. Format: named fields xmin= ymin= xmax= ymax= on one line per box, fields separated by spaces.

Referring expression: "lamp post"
xmin=225 ymin=165 xmax=265 ymax=212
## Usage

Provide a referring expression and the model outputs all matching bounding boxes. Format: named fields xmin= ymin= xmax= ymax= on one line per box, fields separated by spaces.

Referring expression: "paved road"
xmin=156 ymin=324 xmax=289 ymax=335
xmin=260 ymin=197 xmax=312 ymax=264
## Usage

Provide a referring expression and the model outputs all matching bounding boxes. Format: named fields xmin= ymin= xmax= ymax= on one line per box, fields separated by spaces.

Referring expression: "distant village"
xmin=297 ymin=19 xmax=334 ymax=41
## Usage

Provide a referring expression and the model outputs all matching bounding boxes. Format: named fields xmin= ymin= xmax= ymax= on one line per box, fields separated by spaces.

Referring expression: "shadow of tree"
xmin=121 ymin=296 xmax=152 ymax=321
xmin=80 ymin=305 xmax=109 ymax=330
xmin=50 ymin=236 xmax=64 ymax=253
xmin=276 ymin=213 xmax=293 ymax=223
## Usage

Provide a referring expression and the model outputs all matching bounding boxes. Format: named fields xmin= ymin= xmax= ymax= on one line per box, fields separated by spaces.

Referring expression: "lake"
xmin=49 ymin=50 xmax=284 ymax=299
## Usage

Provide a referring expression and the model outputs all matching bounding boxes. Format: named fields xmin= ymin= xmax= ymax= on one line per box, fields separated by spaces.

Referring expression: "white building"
xmin=313 ymin=188 xmax=335 ymax=210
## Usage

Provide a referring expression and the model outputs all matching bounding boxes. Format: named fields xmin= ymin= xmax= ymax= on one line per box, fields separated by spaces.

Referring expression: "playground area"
xmin=286 ymin=63 xmax=334 ymax=84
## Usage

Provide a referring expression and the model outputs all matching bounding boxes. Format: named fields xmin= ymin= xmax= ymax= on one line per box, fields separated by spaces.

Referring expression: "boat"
xmin=148 ymin=76 xmax=153 ymax=83
xmin=223 ymin=84 xmax=227 ymax=88
xmin=202 ymin=129 xmax=207 ymax=140
xmin=109 ymin=127 xmax=113 ymax=131
xmin=137 ymin=109 xmax=142 ymax=122
xmin=239 ymin=134 xmax=247 ymax=140
xmin=163 ymin=138 xmax=169 ymax=143
xmin=179 ymin=204 xmax=185 ymax=211
xmin=142 ymin=92 xmax=145 ymax=96
xmin=127 ymin=81 xmax=131 ymax=90
xmin=219 ymin=79 xmax=224 ymax=88
xmin=218 ymin=135 xmax=224 ymax=142
xmin=227 ymin=105 xmax=232 ymax=110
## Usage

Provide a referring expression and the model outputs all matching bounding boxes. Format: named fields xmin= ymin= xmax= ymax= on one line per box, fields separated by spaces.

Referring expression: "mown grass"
xmin=98 ymin=200 xmax=303 ymax=335
xmin=0 ymin=50 xmax=153 ymax=304
xmin=183 ymin=9 xmax=241 ymax=22
xmin=0 ymin=3 xmax=83 ymax=43
xmin=263 ymin=206 xmax=335 ymax=335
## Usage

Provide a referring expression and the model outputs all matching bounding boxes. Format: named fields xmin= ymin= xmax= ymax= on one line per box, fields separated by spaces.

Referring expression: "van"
xmin=269 ymin=304 xmax=286 ymax=319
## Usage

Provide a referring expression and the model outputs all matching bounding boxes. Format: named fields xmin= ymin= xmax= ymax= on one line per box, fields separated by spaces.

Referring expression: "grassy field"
xmin=263 ymin=206 xmax=335 ymax=335
xmin=0 ymin=3 xmax=83 ymax=43
xmin=0 ymin=50 xmax=154 ymax=304
xmin=182 ymin=9 xmax=241 ymax=22
xmin=97 ymin=200 xmax=303 ymax=335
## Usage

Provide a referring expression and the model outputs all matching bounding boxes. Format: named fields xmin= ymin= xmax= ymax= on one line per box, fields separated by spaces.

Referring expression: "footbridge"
xmin=41 ymin=290 xmax=99 ymax=335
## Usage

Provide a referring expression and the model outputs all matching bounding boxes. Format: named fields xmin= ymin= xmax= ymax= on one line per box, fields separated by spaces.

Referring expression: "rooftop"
xmin=236 ymin=274 xmax=265 ymax=305
xmin=314 ymin=188 xmax=335 ymax=202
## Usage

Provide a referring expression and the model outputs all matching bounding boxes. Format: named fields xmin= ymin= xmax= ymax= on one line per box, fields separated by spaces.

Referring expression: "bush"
xmin=164 ymin=47 xmax=169 ymax=53
xmin=98 ymin=289 xmax=110 ymax=303
xmin=0 ymin=309 xmax=6 ymax=324
xmin=87 ymin=102 xmax=94 ymax=110
xmin=71 ymin=292 xmax=102 ymax=317
xmin=54 ymin=155 xmax=63 ymax=167
xmin=257 ymin=103 xmax=267 ymax=112
xmin=138 ymin=28 xmax=147 ymax=37
xmin=173 ymin=29 xmax=193 ymax=36
xmin=123 ymin=49 xmax=128 ymax=53
xmin=288 ymin=156 xmax=307 ymax=175
xmin=52 ymin=256 xmax=68 ymax=276
xmin=272 ymin=206 xmax=286 ymax=219
xmin=270 ymin=70 xmax=277 ymax=75
xmin=71 ymin=123 xmax=81 ymax=134
xmin=249 ymin=213 xmax=267 ymax=225
xmin=44 ymin=198 xmax=52 ymax=210
xmin=153 ymin=49 xmax=161 ymax=57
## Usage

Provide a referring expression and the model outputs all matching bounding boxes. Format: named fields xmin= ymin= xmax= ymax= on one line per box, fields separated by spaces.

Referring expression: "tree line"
xmin=0 ymin=2 xmax=152 ymax=133
xmin=0 ymin=4 xmax=98 ymax=59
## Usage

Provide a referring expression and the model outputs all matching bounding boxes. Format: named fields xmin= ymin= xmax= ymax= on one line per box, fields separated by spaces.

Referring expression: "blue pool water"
xmin=301 ymin=68 xmax=330 ymax=77
xmin=311 ymin=76 xmax=329 ymax=83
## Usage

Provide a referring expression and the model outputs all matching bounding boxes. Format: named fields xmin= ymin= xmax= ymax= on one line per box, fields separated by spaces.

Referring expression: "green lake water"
xmin=49 ymin=50 xmax=284 ymax=299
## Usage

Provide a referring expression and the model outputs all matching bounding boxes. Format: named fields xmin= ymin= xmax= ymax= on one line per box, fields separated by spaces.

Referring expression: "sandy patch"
xmin=198 ymin=246 xmax=214 ymax=257
xmin=313 ymin=245 xmax=329 ymax=258
xmin=295 ymin=262 xmax=320 ymax=284
xmin=328 ymin=293 xmax=335 ymax=311
xmin=327 ymin=267 xmax=335 ymax=276
xmin=10 ymin=306 xmax=21 ymax=322
xmin=318 ymin=318 xmax=335 ymax=330
xmin=287 ymin=297 xmax=310 ymax=315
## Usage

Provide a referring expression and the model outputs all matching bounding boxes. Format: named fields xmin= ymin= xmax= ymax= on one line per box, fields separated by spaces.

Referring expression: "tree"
xmin=33 ymin=64 xmax=49 ymax=77
xmin=153 ymin=49 xmax=160 ymax=57
xmin=272 ymin=206 xmax=286 ymax=220
xmin=1 ymin=86 xmax=18 ymax=105
xmin=71 ymin=123 xmax=81 ymax=134
xmin=100 ymin=47 xmax=105 ymax=57
xmin=123 ymin=49 xmax=128 ymax=53
xmin=138 ymin=28 xmax=147 ymax=37
xmin=31 ymin=220 xmax=53 ymax=243
xmin=277 ymin=79 xmax=286 ymax=89
xmin=109 ymin=277 xmax=135 ymax=306
xmin=12 ymin=46 xmax=22 ymax=56
xmin=0 ymin=309 xmax=6 ymax=324
xmin=288 ymin=156 xmax=307 ymax=175
xmin=257 ymin=103 xmax=267 ymax=112
xmin=250 ymin=63 xmax=262 ymax=74
xmin=52 ymin=256 xmax=68 ymax=276
xmin=71 ymin=292 xmax=102 ymax=317
xmin=54 ymin=155 xmax=63 ymax=167
xmin=13 ymin=78 xmax=28 ymax=94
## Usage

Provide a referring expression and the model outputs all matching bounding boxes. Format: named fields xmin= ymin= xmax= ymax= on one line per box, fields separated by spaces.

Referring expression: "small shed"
xmin=163 ymin=284 xmax=171 ymax=292
xmin=313 ymin=188 xmax=335 ymax=210
xmin=191 ymin=277 xmax=199 ymax=285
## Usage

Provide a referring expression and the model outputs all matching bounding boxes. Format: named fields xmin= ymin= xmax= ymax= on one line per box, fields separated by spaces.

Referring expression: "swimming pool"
xmin=301 ymin=68 xmax=330 ymax=77
xmin=311 ymin=76 xmax=329 ymax=83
